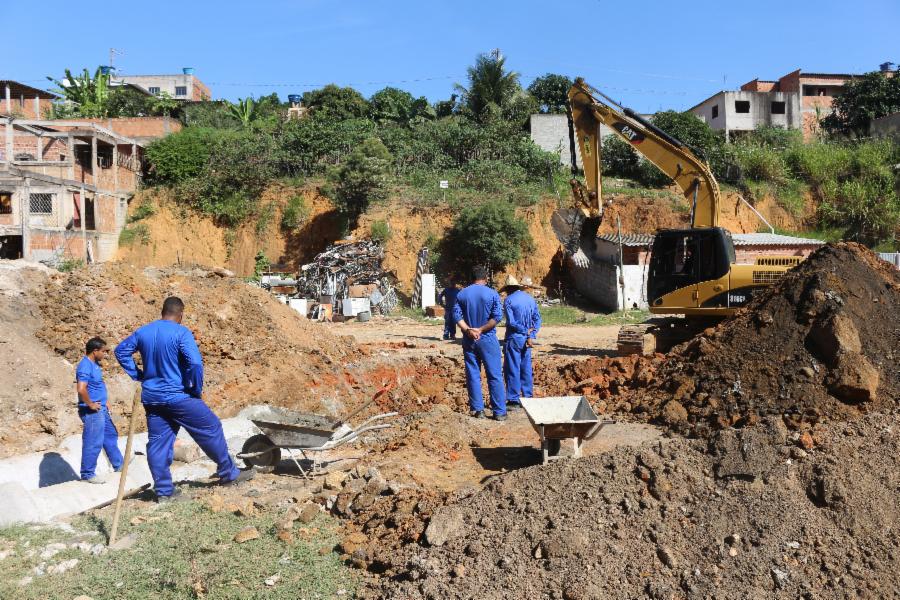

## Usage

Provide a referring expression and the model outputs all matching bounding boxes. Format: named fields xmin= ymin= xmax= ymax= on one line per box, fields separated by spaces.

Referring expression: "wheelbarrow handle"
xmin=330 ymin=383 xmax=396 ymax=429
xmin=584 ymin=419 xmax=615 ymax=441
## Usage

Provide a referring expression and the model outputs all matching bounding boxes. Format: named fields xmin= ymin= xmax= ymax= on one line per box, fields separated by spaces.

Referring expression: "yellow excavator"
xmin=553 ymin=78 xmax=801 ymax=355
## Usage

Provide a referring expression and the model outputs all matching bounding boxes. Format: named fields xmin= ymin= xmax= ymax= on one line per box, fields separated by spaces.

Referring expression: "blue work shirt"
xmin=75 ymin=356 xmax=108 ymax=408
xmin=453 ymin=283 xmax=503 ymax=339
xmin=503 ymin=290 xmax=542 ymax=340
xmin=114 ymin=320 xmax=205 ymax=404
xmin=438 ymin=286 xmax=460 ymax=310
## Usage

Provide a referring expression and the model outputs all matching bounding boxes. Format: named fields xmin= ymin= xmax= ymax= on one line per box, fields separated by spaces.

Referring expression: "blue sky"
xmin=4 ymin=0 xmax=898 ymax=113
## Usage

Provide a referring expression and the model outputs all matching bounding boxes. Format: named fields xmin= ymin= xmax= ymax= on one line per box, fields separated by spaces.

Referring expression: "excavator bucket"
xmin=551 ymin=208 xmax=601 ymax=257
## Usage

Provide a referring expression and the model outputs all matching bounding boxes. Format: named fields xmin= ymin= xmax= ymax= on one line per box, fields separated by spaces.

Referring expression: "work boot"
xmin=470 ymin=410 xmax=485 ymax=419
xmin=83 ymin=475 xmax=109 ymax=485
xmin=506 ymin=402 xmax=522 ymax=411
xmin=156 ymin=488 xmax=188 ymax=504
xmin=220 ymin=469 xmax=256 ymax=487
xmin=492 ymin=413 xmax=507 ymax=422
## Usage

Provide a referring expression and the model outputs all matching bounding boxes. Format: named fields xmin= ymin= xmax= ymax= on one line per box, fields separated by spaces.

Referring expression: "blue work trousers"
xmin=503 ymin=334 xmax=534 ymax=404
xmin=462 ymin=335 xmax=506 ymax=416
xmin=79 ymin=406 xmax=124 ymax=480
xmin=443 ymin=315 xmax=457 ymax=339
xmin=143 ymin=397 xmax=239 ymax=497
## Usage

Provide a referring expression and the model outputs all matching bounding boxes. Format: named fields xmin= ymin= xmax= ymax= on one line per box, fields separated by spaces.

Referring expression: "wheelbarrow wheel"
xmin=240 ymin=434 xmax=281 ymax=471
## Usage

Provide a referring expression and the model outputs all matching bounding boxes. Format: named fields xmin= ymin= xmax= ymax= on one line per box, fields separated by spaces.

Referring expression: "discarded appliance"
xmin=520 ymin=396 xmax=613 ymax=464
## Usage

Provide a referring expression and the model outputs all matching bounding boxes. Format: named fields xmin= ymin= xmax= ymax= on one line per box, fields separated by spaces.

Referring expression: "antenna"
xmin=109 ymin=48 xmax=124 ymax=69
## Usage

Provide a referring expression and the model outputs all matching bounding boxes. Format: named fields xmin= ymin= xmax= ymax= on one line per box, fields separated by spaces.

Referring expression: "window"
xmin=0 ymin=192 xmax=12 ymax=215
xmin=771 ymin=101 xmax=786 ymax=114
xmin=29 ymin=193 xmax=53 ymax=214
xmin=148 ymin=86 xmax=160 ymax=95
xmin=175 ymin=86 xmax=187 ymax=97
xmin=85 ymin=198 xmax=96 ymax=230
xmin=711 ymin=104 xmax=719 ymax=119
xmin=735 ymin=100 xmax=750 ymax=113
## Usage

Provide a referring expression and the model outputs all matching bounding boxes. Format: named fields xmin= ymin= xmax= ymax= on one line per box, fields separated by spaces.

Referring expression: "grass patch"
xmin=280 ymin=195 xmax=310 ymax=230
xmin=127 ymin=199 xmax=157 ymax=224
xmin=0 ymin=502 xmax=354 ymax=600
xmin=118 ymin=223 xmax=151 ymax=246
xmin=56 ymin=258 xmax=85 ymax=272
xmin=539 ymin=306 xmax=650 ymax=327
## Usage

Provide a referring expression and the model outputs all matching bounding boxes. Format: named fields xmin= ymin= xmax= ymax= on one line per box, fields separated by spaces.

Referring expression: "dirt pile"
xmin=34 ymin=263 xmax=364 ymax=421
xmin=641 ymin=242 xmax=900 ymax=435
xmin=536 ymin=354 xmax=664 ymax=408
xmin=364 ymin=411 xmax=900 ymax=599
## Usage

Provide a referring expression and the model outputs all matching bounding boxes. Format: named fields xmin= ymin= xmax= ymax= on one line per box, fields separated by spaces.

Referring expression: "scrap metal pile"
xmin=296 ymin=240 xmax=399 ymax=315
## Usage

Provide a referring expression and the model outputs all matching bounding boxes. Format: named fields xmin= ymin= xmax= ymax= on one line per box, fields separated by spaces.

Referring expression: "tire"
xmin=240 ymin=434 xmax=281 ymax=469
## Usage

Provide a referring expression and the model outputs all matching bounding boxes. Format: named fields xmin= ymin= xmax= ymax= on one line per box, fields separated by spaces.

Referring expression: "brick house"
xmin=687 ymin=67 xmax=897 ymax=140
xmin=0 ymin=115 xmax=146 ymax=263
xmin=571 ymin=232 xmax=823 ymax=310
xmin=2 ymin=81 xmax=59 ymax=119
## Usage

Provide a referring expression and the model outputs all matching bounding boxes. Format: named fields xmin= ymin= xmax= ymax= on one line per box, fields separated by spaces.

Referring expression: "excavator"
xmin=553 ymin=78 xmax=801 ymax=355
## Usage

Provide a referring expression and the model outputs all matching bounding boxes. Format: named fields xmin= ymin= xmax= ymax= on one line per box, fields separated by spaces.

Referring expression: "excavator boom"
xmin=566 ymin=78 xmax=720 ymax=229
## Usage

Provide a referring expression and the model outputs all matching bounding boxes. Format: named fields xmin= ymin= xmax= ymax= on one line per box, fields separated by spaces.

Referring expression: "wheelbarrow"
xmin=238 ymin=398 xmax=397 ymax=478
xmin=520 ymin=396 xmax=613 ymax=464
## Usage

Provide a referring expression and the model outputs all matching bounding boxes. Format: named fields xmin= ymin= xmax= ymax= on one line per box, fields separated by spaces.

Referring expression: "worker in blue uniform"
xmin=453 ymin=267 xmax=507 ymax=421
xmin=76 ymin=337 xmax=124 ymax=483
xmin=115 ymin=296 xmax=253 ymax=501
xmin=501 ymin=275 xmax=542 ymax=408
xmin=437 ymin=278 xmax=461 ymax=340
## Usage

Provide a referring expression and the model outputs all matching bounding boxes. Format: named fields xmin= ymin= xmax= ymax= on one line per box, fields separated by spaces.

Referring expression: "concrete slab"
xmin=0 ymin=415 xmax=261 ymax=525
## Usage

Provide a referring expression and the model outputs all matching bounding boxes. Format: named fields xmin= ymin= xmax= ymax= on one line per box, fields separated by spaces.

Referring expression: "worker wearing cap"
xmin=501 ymin=275 xmax=542 ymax=408
xmin=453 ymin=266 xmax=506 ymax=421
xmin=115 ymin=296 xmax=254 ymax=502
xmin=437 ymin=278 xmax=461 ymax=340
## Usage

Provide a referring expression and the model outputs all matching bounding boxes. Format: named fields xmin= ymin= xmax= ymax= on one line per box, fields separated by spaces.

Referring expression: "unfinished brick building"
xmin=0 ymin=115 xmax=145 ymax=263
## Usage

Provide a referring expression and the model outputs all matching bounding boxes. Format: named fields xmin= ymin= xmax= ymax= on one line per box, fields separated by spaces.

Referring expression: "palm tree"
xmin=47 ymin=68 xmax=111 ymax=118
xmin=227 ymin=97 xmax=257 ymax=127
xmin=454 ymin=49 xmax=521 ymax=118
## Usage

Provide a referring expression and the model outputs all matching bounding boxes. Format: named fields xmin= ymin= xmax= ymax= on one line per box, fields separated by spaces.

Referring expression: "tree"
xmin=821 ymin=71 xmax=900 ymax=137
xmin=441 ymin=200 xmax=533 ymax=274
xmin=302 ymin=84 xmax=369 ymax=120
xmin=324 ymin=137 xmax=393 ymax=228
xmin=369 ymin=87 xmax=415 ymax=123
xmin=149 ymin=91 xmax=180 ymax=117
xmin=47 ymin=68 xmax=111 ymax=117
xmin=227 ymin=97 xmax=257 ymax=127
xmin=455 ymin=50 xmax=522 ymax=119
xmin=527 ymin=74 xmax=573 ymax=113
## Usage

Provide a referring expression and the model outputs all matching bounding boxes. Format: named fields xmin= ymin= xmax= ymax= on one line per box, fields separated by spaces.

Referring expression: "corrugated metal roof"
xmin=0 ymin=80 xmax=59 ymax=99
xmin=597 ymin=232 xmax=825 ymax=247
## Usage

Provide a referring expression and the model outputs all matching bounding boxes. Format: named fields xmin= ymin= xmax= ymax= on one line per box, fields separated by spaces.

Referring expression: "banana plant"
xmin=227 ymin=97 xmax=257 ymax=127
xmin=47 ymin=68 xmax=111 ymax=118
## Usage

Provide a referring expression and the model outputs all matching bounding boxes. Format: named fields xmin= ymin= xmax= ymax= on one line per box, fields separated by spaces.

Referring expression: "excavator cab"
xmin=647 ymin=228 xmax=735 ymax=307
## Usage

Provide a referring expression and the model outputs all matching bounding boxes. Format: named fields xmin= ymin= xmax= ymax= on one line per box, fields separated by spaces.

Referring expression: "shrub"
xmin=127 ymin=199 xmax=156 ymax=223
xmin=441 ymin=199 xmax=533 ymax=274
xmin=369 ymin=220 xmax=391 ymax=242
xmin=144 ymin=128 xmax=223 ymax=185
xmin=302 ymin=84 xmax=369 ymax=120
xmin=119 ymin=223 xmax=151 ymax=246
xmin=281 ymin=195 xmax=310 ymax=229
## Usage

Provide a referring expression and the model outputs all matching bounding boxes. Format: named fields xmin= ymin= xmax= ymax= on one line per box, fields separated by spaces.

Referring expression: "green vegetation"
xmin=119 ymin=223 xmax=151 ymax=246
xmin=0 ymin=503 xmax=353 ymax=600
xmin=324 ymin=137 xmax=393 ymax=227
xmin=821 ymin=71 xmax=900 ymax=137
xmin=253 ymin=251 xmax=271 ymax=279
xmin=440 ymin=199 xmax=533 ymax=275
xmin=56 ymin=258 xmax=85 ymax=272
xmin=539 ymin=306 xmax=650 ymax=327
xmin=527 ymin=74 xmax=573 ymax=114
xmin=369 ymin=219 xmax=391 ymax=243
xmin=127 ymin=199 xmax=157 ymax=224
xmin=280 ymin=195 xmax=310 ymax=229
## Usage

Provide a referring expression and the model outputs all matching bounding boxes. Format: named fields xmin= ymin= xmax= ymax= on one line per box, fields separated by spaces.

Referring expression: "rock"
xmin=297 ymin=503 xmax=320 ymax=524
xmin=451 ymin=564 xmax=466 ymax=578
xmin=73 ymin=596 xmax=94 ymax=600
xmin=798 ymin=366 xmax=815 ymax=379
xmin=806 ymin=312 xmax=861 ymax=366
xmin=661 ymin=400 xmax=688 ymax=424
xmin=47 ymin=558 xmax=78 ymax=575
xmin=827 ymin=352 xmax=879 ymax=403
xmin=798 ymin=432 xmax=814 ymax=450
xmin=324 ymin=470 xmax=349 ymax=490
xmin=656 ymin=546 xmax=677 ymax=568
xmin=172 ymin=440 xmax=203 ymax=463
xmin=771 ymin=567 xmax=789 ymax=589
xmin=276 ymin=531 xmax=294 ymax=544
xmin=211 ymin=267 xmax=235 ymax=278
xmin=205 ymin=494 xmax=227 ymax=513
xmin=233 ymin=527 xmax=260 ymax=544
xmin=340 ymin=532 xmax=368 ymax=555
xmin=108 ymin=534 xmax=138 ymax=551
xmin=292 ymin=489 xmax=314 ymax=504
xmin=275 ymin=519 xmax=294 ymax=532
xmin=264 ymin=573 xmax=281 ymax=586
xmin=424 ymin=510 xmax=464 ymax=547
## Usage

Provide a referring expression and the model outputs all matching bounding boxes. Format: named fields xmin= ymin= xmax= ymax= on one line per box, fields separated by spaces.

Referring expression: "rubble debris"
xmin=296 ymin=240 xmax=399 ymax=316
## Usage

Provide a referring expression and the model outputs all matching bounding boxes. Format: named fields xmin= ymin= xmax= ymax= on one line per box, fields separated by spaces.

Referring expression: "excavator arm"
xmin=554 ymin=78 xmax=721 ymax=254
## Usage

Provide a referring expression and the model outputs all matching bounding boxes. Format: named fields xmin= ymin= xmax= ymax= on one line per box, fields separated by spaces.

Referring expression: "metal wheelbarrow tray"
xmin=520 ymin=396 xmax=613 ymax=464
xmin=237 ymin=405 xmax=397 ymax=477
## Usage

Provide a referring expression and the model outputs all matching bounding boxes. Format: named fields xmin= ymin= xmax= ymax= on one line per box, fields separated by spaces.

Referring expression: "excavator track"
xmin=616 ymin=319 xmax=716 ymax=357
xmin=616 ymin=324 xmax=657 ymax=356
